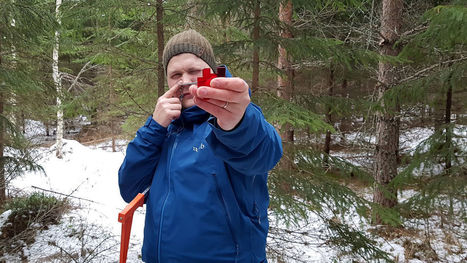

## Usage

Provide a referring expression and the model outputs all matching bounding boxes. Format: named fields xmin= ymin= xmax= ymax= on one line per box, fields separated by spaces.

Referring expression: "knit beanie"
xmin=162 ymin=29 xmax=217 ymax=74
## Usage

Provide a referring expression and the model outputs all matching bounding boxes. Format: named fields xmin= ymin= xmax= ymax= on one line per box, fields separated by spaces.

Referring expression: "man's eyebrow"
xmin=187 ymin=67 xmax=203 ymax=71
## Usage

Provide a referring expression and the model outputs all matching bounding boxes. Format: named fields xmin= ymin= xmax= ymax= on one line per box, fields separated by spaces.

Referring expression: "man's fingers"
xmin=195 ymin=87 xmax=238 ymax=102
xmin=210 ymin=77 xmax=248 ymax=92
xmin=160 ymin=97 xmax=182 ymax=105
xmin=194 ymin=97 xmax=232 ymax=115
xmin=163 ymin=82 xmax=183 ymax=98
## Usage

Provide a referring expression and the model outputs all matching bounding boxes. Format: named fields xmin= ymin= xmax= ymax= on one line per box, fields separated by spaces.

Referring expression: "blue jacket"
xmin=119 ymin=74 xmax=282 ymax=263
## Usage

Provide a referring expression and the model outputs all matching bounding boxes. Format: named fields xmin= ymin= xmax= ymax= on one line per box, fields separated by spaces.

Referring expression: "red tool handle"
xmin=118 ymin=192 xmax=146 ymax=263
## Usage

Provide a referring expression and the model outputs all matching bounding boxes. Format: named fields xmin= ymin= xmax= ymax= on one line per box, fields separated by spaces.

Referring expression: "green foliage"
xmin=326 ymin=220 xmax=393 ymax=262
xmin=255 ymin=91 xmax=333 ymax=134
xmin=0 ymin=192 xmax=67 ymax=256
xmin=268 ymin=143 xmax=394 ymax=260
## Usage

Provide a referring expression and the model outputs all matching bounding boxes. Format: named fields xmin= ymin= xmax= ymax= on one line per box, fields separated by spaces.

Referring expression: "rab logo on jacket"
xmin=192 ymin=143 xmax=205 ymax=152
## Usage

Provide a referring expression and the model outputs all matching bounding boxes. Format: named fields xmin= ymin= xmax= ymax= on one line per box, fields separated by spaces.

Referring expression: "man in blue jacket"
xmin=119 ymin=29 xmax=282 ymax=263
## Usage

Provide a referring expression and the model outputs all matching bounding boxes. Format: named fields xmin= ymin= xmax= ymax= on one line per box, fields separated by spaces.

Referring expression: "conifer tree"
xmin=0 ymin=0 xmax=53 ymax=204
xmin=372 ymin=0 xmax=404 ymax=225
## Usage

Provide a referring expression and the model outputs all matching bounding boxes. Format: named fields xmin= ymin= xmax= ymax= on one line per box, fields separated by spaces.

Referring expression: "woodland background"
xmin=0 ymin=0 xmax=466 ymax=262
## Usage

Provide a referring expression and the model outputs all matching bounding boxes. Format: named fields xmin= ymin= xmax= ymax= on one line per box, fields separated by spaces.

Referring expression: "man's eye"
xmin=171 ymin=73 xmax=181 ymax=79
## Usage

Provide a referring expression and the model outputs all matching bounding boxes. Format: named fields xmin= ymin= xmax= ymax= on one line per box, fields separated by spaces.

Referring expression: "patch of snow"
xmin=3 ymin=123 xmax=466 ymax=262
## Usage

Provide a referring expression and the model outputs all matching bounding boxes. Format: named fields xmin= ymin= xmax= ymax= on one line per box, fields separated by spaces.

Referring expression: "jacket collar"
xmin=171 ymin=105 xmax=210 ymax=130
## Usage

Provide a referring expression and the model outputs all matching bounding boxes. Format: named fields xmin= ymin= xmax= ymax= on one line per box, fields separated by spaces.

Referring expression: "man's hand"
xmin=152 ymin=83 xmax=182 ymax=128
xmin=190 ymin=77 xmax=250 ymax=131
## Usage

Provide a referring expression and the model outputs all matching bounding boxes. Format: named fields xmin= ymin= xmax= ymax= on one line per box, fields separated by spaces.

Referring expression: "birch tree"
xmin=53 ymin=0 xmax=63 ymax=159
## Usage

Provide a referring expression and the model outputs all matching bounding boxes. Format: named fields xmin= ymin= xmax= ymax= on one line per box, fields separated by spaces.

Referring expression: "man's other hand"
xmin=152 ymin=83 xmax=182 ymax=127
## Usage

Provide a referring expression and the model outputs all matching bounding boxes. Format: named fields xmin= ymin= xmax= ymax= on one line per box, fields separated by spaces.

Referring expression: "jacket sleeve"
xmin=118 ymin=116 xmax=167 ymax=203
xmin=206 ymin=103 xmax=283 ymax=175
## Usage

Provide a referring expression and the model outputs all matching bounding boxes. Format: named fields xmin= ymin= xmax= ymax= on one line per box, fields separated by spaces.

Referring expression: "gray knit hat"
xmin=162 ymin=29 xmax=216 ymax=74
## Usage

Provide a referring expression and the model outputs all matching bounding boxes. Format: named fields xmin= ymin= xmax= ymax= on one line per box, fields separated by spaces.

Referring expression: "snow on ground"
xmin=1 ymin=121 xmax=466 ymax=262
xmin=7 ymin=139 xmax=144 ymax=262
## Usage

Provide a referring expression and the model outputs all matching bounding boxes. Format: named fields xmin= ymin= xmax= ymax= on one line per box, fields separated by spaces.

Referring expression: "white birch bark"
xmin=53 ymin=0 xmax=63 ymax=158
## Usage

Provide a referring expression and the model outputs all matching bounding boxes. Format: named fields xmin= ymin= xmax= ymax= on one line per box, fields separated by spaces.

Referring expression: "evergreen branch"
xmin=398 ymin=56 xmax=467 ymax=84
xmin=123 ymin=89 xmax=152 ymax=116
xmin=107 ymin=47 xmax=157 ymax=66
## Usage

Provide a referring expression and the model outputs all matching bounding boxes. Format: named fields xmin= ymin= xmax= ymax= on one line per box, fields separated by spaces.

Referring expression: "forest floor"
xmin=0 ymin=119 xmax=465 ymax=262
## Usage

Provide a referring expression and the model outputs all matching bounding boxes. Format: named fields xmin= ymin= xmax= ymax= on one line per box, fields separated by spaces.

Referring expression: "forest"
xmin=0 ymin=0 xmax=466 ymax=262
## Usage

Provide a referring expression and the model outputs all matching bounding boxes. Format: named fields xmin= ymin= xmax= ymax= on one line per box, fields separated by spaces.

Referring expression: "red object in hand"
xmin=196 ymin=66 xmax=226 ymax=87
xmin=118 ymin=189 xmax=147 ymax=263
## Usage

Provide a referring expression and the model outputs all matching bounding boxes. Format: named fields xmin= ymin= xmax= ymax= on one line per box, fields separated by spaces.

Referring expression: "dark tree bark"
xmin=0 ymin=34 xmax=5 ymax=205
xmin=277 ymin=0 xmax=294 ymax=143
xmin=0 ymin=92 xmax=5 ymax=205
xmin=373 ymin=0 xmax=403 ymax=224
xmin=251 ymin=0 xmax=261 ymax=93
xmin=444 ymin=73 xmax=453 ymax=173
xmin=156 ymin=0 xmax=165 ymax=98
xmin=324 ymin=65 xmax=334 ymax=165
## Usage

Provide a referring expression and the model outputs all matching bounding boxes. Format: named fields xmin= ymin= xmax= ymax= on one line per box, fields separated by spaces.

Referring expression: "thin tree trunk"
xmin=277 ymin=0 xmax=294 ymax=143
xmin=444 ymin=73 xmax=453 ymax=173
xmin=54 ymin=0 xmax=63 ymax=159
xmin=0 ymin=24 xmax=6 ymax=204
xmin=0 ymin=92 xmax=5 ymax=205
xmin=373 ymin=0 xmax=403 ymax=224
xmin=109 ymin=63 xmax=116 ymax=152
xmin=156 ymin=0 xmax=165 ymax=98
xmin=324 ymin=65 xmax=334 ymax=166
xmin=251 ymin=0 xmax=261 ymax=93
xmin=184 ymin=0 xmax=196 ymax=30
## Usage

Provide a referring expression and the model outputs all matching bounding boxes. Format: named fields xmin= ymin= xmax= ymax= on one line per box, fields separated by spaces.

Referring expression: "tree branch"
xmin=398 ymin=56 xmax=467 ymax=84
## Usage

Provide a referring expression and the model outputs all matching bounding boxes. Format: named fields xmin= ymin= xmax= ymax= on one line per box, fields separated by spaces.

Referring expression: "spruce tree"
xmin=0 ymin=0 xmax=53 ymax=204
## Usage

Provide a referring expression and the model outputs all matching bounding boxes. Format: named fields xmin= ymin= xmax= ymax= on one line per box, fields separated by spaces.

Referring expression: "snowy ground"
xmin=1 ymin=121 xmax=466 ymax=262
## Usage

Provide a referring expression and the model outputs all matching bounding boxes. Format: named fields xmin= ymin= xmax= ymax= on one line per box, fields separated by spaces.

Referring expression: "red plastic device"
xmin=118 ymin=188 xmax=148 ymax=263
xmin=197 ymin=66 xmax=226 ymax=87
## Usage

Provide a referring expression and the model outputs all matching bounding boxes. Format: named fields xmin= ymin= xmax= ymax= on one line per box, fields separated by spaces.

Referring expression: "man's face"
xmin=166 ymin=53 xmax=212 ymax=109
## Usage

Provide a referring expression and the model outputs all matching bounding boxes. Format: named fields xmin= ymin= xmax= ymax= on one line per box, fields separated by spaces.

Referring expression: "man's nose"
xmin=182 ymin=74 xmax=195 ymax=84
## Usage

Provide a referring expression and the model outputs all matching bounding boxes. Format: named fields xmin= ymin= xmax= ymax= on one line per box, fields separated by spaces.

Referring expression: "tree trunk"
xmin=444 ymin=73 xmax=453 ymax=173
xmin=251 ymin=0 xmax=261 ymax=93
xmin=109 ymin=63 xmax=116 ymax=152
xmin=184 ymin=0 xmax=196 ymax=30
xmin=324 ymin=65 xmax=334 ymax=166
xmin=156 ymin=0 xmax=165 ymax=98
xmin=0 ymin=92 xmax=5 ymax=205
xmin=373 ymin=0 xmax=403 ymax=224
xmin=277 ymin=0 xmax=294 ymax=143
xmin=54 ymin=0 xmax=63 ymax=159
xmin=1 ymin=25 xmax=6 ymax=205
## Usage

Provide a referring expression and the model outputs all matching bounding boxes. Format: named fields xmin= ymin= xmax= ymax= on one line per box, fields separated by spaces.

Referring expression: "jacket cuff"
xmin=207 ymin=103 xmax=262 ymax=154
xmin=138 ymin=116 xmax=168 ymax=145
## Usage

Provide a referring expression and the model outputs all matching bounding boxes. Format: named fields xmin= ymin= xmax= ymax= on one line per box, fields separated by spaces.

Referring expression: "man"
xmin=119 ymin=29 xmax=282 ymax=263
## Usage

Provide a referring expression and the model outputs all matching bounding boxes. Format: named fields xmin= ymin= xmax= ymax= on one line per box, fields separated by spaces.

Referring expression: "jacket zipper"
xmin=157 ymin=134 xmax=178 ymax=262
xmin=213 ymin=174 xmax=239 ymax=262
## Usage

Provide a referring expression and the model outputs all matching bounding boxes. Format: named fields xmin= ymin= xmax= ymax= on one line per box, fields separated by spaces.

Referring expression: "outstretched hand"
xmin=190 ymin=77 xmax=250 ymax=131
